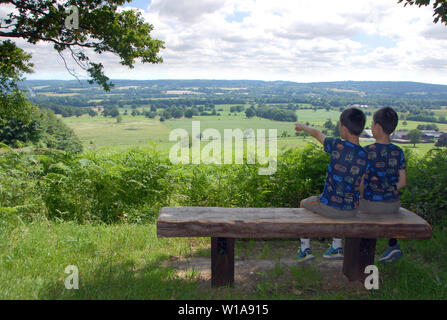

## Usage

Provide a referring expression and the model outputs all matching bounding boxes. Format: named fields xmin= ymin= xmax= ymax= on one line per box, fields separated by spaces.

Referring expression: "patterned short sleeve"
xmin=365 ymin=157 xmax=371 ymax=173
xmin=399 ymin=149 xmax=406 ymax=170
xmin=323 ymin=137 xmax=336 ymax=153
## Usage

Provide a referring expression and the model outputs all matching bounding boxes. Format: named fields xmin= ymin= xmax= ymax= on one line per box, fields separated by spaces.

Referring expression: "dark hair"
xmin=373 ymin=107 xmax=398 ymax=135
xmin=339 ymin=107 xmax=366 ymax=136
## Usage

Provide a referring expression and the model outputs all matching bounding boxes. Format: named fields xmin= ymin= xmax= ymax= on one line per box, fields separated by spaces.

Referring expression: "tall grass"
xmin=400 ymin=147 xmax=447 ymax=226
xmin=1 ymin=142 xmax=446 ymax=226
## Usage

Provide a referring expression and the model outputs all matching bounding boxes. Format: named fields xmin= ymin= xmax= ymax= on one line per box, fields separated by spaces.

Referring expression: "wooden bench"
xmin=157 ymin=206 xmax=432 ymax=287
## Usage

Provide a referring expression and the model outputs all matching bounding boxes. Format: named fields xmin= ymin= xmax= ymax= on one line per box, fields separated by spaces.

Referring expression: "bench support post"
xmin=343 ymin=238 xmax=376 ymax=282
xmin=211 ymin=237 xmax=234 ymax=287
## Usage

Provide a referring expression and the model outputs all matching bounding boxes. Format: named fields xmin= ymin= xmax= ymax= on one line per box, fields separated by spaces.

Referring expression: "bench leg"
xmin=211 ymin=237 xmax=234 ymax=287
xmin=342 ymin=238 xmax=376 ymax=282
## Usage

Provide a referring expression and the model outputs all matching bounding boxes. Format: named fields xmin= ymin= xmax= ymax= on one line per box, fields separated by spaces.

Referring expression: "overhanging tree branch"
xmin=0 ymin=0 xmax=165 ymax=91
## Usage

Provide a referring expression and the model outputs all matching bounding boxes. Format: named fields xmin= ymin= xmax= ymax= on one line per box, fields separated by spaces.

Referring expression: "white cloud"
xmin=2 ymin=0 xmax=447 ymax=84
xmin=149 ymin=0 xmax=227 ymax=24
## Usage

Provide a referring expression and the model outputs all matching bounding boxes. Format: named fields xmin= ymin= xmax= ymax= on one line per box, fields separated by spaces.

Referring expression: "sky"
xmin=2 ymin=0 xmax=447 ymax=84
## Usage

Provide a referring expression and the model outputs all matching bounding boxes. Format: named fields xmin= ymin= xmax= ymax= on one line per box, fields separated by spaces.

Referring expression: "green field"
xmin=64 ymin=115 xmax=173 ymax=151
xmin=63 ymin=108 xmax=442 ymax=156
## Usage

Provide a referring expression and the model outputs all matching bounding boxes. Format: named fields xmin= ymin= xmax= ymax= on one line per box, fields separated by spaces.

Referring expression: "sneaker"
xmin=378 ymin=244 xmax=403 ymax=263
xmin=297 ymin=247 xmax=314 ymax=263
xmin=323 ymin=246 xmax=344 ymax=259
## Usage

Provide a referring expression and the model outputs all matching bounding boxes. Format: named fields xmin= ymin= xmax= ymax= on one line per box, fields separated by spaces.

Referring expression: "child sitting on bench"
xmin=359 ymin=107 xmax=407 ymax=263
xmin=295 ymin=108 xmax=368 ymax=262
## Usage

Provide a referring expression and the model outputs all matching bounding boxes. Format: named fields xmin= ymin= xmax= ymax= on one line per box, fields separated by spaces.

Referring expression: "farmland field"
xmin=63 ymin=115 xmax=172 ymax=151
xmin=39 ymin=92 xmax=80 ymax=97
xmin=63 ymin=108 xmax=441 ymax=156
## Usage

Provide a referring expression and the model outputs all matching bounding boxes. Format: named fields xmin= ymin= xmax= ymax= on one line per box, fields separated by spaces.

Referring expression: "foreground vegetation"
xmin=0 ymin=143 xmax=446 ymax=299
xmin=2 ymin=141 xmax=445 ymax=226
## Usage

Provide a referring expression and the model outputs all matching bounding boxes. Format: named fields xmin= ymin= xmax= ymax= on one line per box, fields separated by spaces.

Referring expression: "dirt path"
xmin=162 ymin=239 xmax=368 ymax=297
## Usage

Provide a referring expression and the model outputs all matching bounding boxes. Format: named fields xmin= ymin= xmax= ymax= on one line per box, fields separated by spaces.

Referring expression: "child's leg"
xmin=300 ymin=198 xmax=311 ymax=250
xmin=323 ymin=238 xmax=344 ymax=259
xmin=332 ymin=238 xmax=342 ymax=249
xmin=388 ymin=238 xmax=397 ymax=247
xmin=297 ymin=198 xmax=314 ymax=261
xmin=379 ymin=238 xmax=402 ymax=263
xmin=300 ymin=238 xmax=310 ymax=250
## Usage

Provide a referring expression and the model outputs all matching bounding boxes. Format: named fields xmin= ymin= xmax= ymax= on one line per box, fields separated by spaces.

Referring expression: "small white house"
xmin=421 ymin=130 xmax=443 ymax=138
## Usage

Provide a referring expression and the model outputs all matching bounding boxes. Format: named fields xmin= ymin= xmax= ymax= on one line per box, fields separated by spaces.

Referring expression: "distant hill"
xmin=14 ymin=79 xmax=447 ymax=122
xmin=19 ymin=79 xmax=447 ymax=99
xmin=305 ymin=81 xmax=447 ymax=98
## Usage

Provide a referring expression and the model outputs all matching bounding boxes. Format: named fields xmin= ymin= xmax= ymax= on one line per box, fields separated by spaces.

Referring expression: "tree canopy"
xmin=399 ymin=0 xmax=447 ymax=25
xmin=435 ymin=133 xmax=447 ymax=147
xmin=407 ymin=129 xmax=423 ymax=147
xmin=0 ymin=40 xmax=33 ymax=92
xmin=0 ymin=0 xmax=165 ymax=91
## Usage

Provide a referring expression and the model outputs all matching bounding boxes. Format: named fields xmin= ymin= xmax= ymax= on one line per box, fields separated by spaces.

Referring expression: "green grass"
xmin=0 ymin=217 xmax=209 ymax=299
xmin=397 ymin=120 xmax=447 ymax=132
xmin=62 ymin=109 xmax=445 ymax=157
xmin=63 ymin=112 xmax=314 ymax=158
xmin=64 ymin=115 xmax=173 ymax=152
xmin=289 ymin=264 xmax=322 ymax=294
xmin=295 ymin=108 xmax=342 ymax=125
xmin=1 ymin=215 xmax=446 ymax=299
xmin=367 ymin=232 xmax=447 ymax=299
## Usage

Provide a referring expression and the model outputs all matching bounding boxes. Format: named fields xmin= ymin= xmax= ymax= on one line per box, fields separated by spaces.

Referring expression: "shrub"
xmin=0 ymin=145 xmax=63 ymax=222
xmin=400 ymin=149 xmax=447 ymax=227
xmin=172 ymin=143 xmax=329 ymax=209
xmin=261 ymin=144 xmax=329 ymax=208
xmin=39 ymin=148 xmax=174 ymax=223
xmin=1 ymin=143 xmax=446 ymax=227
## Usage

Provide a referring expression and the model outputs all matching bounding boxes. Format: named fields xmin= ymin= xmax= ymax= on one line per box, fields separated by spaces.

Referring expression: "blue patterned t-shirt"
xmin=319 ymin=137 xmax=368 ymax=210
xmin=363 ymin=143 xmax=406 ymax=202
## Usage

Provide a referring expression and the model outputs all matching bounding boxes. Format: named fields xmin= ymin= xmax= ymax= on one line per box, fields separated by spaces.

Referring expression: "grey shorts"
xmin=301 ymin=196 xmax=357 ymax=219
xmin=357 ymin=198 xmax=401 ymax=214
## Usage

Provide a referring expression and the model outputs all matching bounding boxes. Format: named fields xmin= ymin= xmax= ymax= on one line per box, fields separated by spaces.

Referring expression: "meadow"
xmin=63 ymin=106 xmax=443 ymax=156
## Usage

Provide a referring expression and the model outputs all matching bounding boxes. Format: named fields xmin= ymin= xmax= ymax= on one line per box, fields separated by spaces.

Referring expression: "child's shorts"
xmin=358 ymin=198 xmax=401 ymax=215
xmin=301 ymin=196 xmax=357 ymax=219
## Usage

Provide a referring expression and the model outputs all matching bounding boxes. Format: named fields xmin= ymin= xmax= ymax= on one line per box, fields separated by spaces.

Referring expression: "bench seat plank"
xmin=157 ymin=207 xmax=432 ymax=239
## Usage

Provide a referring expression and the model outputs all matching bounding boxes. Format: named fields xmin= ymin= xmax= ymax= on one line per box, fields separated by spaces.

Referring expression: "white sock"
xmin=332 ymin=238 xmax=342 ymax=249
xmin=300 ymin=238 xmax=310 ymax=250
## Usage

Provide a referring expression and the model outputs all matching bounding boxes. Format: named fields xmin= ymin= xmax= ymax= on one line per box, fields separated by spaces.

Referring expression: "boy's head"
xmin=339 ymin=107 xmax=366 ymax=139
xmin=372 ymin=107 xmax=398 ymax=137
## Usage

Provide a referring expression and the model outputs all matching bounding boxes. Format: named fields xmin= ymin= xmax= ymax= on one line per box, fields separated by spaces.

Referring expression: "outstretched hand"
xmin=295 ymin=122 xmax=326 ymax=145
xmin=295 ymin=123 xmax=306 ymax=132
